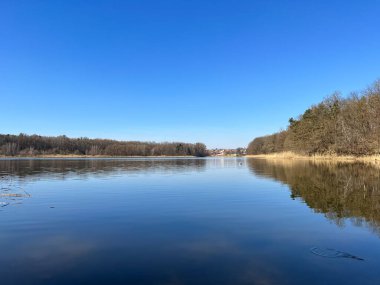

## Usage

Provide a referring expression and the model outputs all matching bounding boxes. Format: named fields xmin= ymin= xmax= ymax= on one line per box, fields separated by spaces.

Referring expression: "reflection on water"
xmin=1 ymin=158 xmax=380 ymax=285
xmin=0 ymin=158 xmax=209 ymax=212
xmin=247 ymin=158 xmax=380 ymax=234
xmin=0 ymin=158 xmax=207 ymax=179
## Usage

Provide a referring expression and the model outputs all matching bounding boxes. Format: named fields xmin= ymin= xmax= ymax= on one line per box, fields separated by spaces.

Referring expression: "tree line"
xmin=0 ymin=134 xmax=208 ymax=157
xmin=247 ymin=79 xmax=380 ymax=156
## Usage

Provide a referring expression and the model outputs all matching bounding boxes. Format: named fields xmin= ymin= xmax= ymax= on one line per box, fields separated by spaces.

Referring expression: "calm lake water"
xmin=1 ymin=158 xmax=380 ymax=285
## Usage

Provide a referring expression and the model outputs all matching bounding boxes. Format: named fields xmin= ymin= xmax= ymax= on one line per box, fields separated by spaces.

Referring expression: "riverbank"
xmin=246 ymin=152 xmax=380 ymax=164
xmin=0 ymin=155 xmax=199 ymax=159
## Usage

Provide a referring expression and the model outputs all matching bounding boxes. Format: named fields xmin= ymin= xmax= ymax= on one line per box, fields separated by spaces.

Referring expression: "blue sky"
xmin=1 ymin=0 xmax=380 ymax=148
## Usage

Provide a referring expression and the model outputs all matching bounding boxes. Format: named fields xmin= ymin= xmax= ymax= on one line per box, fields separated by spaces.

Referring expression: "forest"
xmin=0 ymin=134 xmax=208 ymax=157
xmin=247 ymin=79 xmax=380 ymax=156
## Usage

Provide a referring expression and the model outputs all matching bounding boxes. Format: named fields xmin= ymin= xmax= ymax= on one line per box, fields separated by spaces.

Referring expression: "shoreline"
xmin=0 ymin=155 xmax=202 ymax=159
xmin=246 ymin=152 xmax=380 ymax=163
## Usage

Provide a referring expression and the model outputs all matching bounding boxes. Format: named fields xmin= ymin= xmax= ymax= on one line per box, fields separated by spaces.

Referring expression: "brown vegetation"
xmin=247 ymin=80 xmax=380 ymax=156
xmin=0 ymin=134 xmax=208 ymax=157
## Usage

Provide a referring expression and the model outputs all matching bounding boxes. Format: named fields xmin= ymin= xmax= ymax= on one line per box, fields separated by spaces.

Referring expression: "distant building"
xmin=209 ymin=148 xmax=247 ymax=157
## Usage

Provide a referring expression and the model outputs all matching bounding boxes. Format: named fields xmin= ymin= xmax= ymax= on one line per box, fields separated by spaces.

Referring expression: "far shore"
xmin=0 ymin=155 xmax=201 ymax=159
xmin=246 ymin=152 xmax=380 ymax=164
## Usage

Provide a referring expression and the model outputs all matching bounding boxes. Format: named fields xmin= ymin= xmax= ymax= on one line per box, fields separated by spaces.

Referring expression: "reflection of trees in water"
xmin=0 ymin=158 xmax=207 ymax=208
xmin=247 ymin=158 xmax=380 ymax=234
xmin=0 ymin=158 xmax=207 ymax=181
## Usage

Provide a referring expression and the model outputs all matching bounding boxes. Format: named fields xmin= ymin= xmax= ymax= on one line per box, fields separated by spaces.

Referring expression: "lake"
xmin=1 ymin=158 xmax=380 ymax=285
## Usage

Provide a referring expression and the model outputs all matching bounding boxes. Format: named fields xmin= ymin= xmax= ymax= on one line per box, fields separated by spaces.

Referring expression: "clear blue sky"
xmin=1 ymin=0 xmax=380 ymax=148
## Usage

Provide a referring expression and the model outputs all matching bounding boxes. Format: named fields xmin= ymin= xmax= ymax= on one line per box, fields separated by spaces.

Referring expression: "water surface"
xmin=1 ymin=158 xmax=380 ymax=285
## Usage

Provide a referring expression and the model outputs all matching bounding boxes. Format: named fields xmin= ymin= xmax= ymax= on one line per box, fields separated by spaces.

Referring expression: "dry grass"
xmin=246 ymin=152 xmax=380 ymax=164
